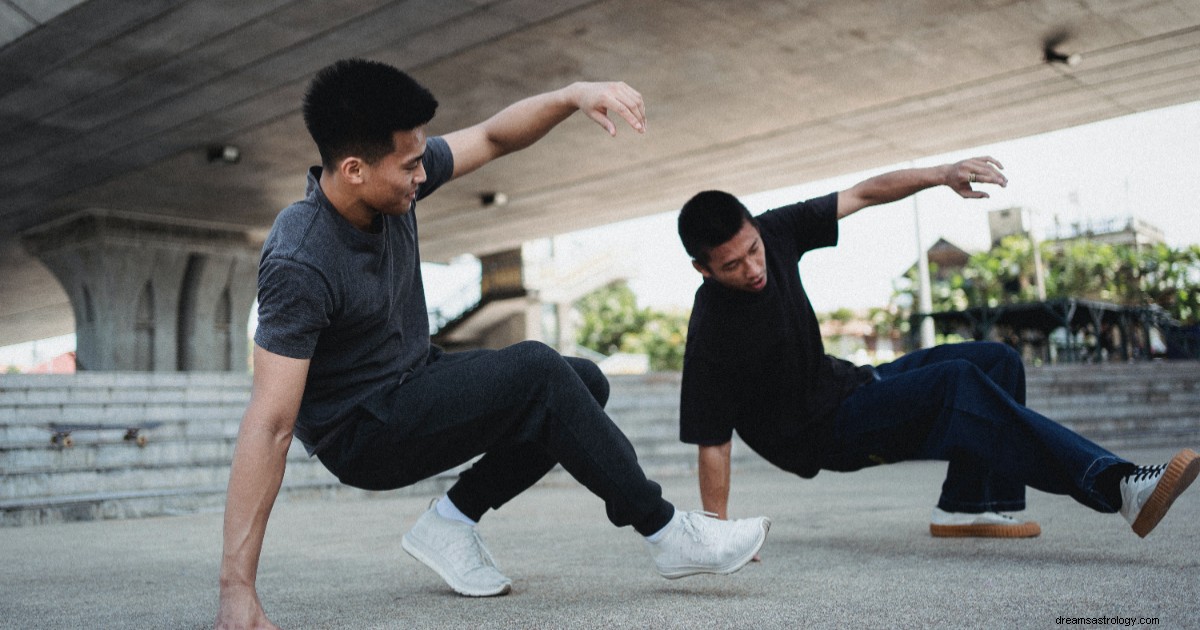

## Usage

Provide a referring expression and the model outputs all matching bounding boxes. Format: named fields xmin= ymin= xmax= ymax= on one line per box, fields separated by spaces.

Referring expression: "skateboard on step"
xmin=45 ymin=422 xmax=164 ymax=448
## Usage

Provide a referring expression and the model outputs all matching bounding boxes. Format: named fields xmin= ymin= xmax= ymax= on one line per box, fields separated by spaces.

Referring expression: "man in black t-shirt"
xmin=216 ymin=59 xmax=770 ymax=629
xmin=677 ymin=156 xmax=1197 ymax=542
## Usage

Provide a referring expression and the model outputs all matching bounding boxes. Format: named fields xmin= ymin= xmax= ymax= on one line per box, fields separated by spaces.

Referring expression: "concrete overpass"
xmin=2 ymin=0 xmax=1199 ymax=364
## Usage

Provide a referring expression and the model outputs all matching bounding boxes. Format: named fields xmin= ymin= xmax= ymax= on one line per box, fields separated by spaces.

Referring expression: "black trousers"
xmin=318 ymin=341 xmax=674 ymax=536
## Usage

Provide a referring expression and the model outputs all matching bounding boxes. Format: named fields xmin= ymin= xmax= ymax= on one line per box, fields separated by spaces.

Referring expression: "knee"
xmin=509 ymin=340 xmax=578 ymax=383
xmin=980 ymin=342 xmax=1024 ymax=375
xmin=510 ymin=340 xmax=564 ymax=369
xmin=567 ymin=357 xmax=610 ymax=407
xmin=943 ymin=358 xmax=987 ymax=385
xmin=976 ymin=341 xmax=1019 ymax=362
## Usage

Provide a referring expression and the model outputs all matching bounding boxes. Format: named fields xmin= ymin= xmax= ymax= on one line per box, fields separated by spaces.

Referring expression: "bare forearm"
xmin=219 ymin=420 xmax=292 ymax=590
xmin=837 ymin=156 xmax=1007 ymax=219
xmin=215 ymin=346 xmax=306 ymax=629
xmin=444 ymin=81 xmax=645 ymax=179
xmin=849 ymin=167 xmax=946 ymax=210
xmin=477 ymin=84 xmax=583 ymax=157
xmin=698 ymin=443 xmax=732 ymax=518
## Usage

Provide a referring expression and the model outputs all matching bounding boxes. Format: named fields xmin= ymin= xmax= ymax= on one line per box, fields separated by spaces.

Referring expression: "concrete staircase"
xmin=0 ymin=373 xmax=456 ymax=527
xmin=605 ymin=373 xmax=763 ymax=477
xmin=1024 ymin=362 xmax=1200 ymax=450
xmin=3 ymin=362 xmax=1199 ymax=526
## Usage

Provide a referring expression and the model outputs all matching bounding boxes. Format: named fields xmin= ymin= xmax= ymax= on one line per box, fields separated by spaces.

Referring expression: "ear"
xmin=337 ymin=157 xmax=367 ymax=185
xmin=691 ymin=259 xmax=712 ymax=278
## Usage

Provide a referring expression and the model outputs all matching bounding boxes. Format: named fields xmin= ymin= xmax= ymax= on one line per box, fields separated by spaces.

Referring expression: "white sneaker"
xmin=645 ymin=511 xmax=770 ymax=579
xmin=930 ymin=507 xmax=1041 ymax=538
xmin=1119 ymin=449 xmax=1199 ymax=538
xmin=401 ymin=503 xmax=512 ymax=597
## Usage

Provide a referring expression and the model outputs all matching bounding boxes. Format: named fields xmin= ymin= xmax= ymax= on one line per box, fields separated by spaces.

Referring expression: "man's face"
xmin=359 ymin=127 xmax=428 ymax=216
xmin=693 ymin=219 xmax=768 ymax=292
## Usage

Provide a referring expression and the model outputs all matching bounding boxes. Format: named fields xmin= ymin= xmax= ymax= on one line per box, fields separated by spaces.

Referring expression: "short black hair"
xmin=677 ymin=190 xmax=757 ymax=266
xmin=302 ymin=58 xmax=439 ymax=169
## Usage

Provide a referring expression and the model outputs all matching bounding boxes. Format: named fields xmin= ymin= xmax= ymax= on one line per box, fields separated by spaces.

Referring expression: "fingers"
xmin=962 ymin=156 xmax=1007 ymax=186
xmin=951 ymin=155 xmax=1007 ymax=199
xmin=582 ymin=81 xmax=646 ymax=136
xmin=585 ymin=109 xmax=618 ymax=136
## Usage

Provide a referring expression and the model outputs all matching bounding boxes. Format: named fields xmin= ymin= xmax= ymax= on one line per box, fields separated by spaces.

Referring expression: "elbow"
xmin=239 ymin=403 xmax=297 ymax=446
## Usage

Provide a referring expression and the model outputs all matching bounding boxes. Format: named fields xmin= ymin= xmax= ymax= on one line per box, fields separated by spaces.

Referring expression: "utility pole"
xmin=1027 ymin=207 xmax=1047 ymax=301
xmin=914 ymin=194 xmax=936 ymax=348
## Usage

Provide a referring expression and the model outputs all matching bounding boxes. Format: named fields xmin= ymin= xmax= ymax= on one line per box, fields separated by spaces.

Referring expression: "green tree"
xmin=574 ymin=281 xmax=690 ymax=371
xmin=574 ymin=282 xmax=644 ymax=356
xmin=1136 ymin=243 xmax=1200 ymax=324
xmin=890 ymin=237 xmax=1200 ymax=327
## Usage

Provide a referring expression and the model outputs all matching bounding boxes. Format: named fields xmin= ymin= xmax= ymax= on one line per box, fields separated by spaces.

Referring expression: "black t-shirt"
xmin=255 ymin=137 xmax=454 ymax=455
xmin=679 ymin=192 xmax=876 ymax=478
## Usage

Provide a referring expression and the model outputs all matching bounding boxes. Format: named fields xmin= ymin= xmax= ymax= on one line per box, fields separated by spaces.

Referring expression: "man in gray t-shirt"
xmin=216 ymin=59 xmax=771 ymax=628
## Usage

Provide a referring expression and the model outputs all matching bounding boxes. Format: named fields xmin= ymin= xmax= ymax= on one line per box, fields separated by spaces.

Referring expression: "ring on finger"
xmin=967 ymin=172 xmax=977 ymax=183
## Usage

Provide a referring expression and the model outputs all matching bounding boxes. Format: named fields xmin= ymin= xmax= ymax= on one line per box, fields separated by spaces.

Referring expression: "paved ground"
xmin=2 ymin=446 xmax=1198 ymax=629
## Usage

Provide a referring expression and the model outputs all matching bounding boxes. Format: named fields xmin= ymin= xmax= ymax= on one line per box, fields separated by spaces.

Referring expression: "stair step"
xmin=1 ymin=457 xmax=337 ymax=500
xmin=3 ymin=363 xmax=1199 ymax=527
xmin=0 ymin=474 xmax=456 ymax=528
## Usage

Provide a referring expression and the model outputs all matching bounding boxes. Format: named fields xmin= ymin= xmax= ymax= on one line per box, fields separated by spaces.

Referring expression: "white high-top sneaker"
xmin=1118 ymin=449 xmax=1199 ymax=538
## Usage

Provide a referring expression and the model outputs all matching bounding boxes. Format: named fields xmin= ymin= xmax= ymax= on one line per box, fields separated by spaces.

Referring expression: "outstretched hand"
xmin=573 ymin=81 xmax=646 ymax=136
xmin=945 ymin=156 xmax=1007 ymax=199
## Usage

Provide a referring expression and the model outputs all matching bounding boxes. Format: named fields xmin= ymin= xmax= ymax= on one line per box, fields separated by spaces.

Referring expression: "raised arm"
xmin=698 ymin=442 xmax=733 ymax=518
xmin=836 ymin=156 xmax=1008 ymax=220
xmin=442 ymin=81 xmax=646 ymax=179
xmin=215 ymin=345 xmax=309 ymax=630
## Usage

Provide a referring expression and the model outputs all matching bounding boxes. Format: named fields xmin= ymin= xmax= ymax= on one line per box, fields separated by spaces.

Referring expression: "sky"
xmin=3 ymin=101 xmax=1199 ymax=367
xmin=547 ymin=99 xmax=1200 ymax=314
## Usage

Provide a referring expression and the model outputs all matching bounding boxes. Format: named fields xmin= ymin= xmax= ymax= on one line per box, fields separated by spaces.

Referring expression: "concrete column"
xmin=21 ymin=210 xmax=260 ymax=372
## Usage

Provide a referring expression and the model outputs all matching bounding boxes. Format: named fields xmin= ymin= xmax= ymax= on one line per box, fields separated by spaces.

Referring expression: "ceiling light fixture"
xmin=479 ymin=192 xmax=508 ymax=207
xmin=1043 ymin=46 xmax=1082 ymax=67
xmin=206 ymin=144 xmax=241 ymax=164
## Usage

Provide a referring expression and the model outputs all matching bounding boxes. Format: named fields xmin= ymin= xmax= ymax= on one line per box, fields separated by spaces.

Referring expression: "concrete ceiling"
xmin=2 ymin=0 xmax=1199 ymax=346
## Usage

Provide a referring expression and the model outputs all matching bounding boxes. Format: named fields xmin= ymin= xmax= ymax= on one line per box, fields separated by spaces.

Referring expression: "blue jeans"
xmin=823 ymin=342 xmax=1129 ymax=513
xmin=318 ymin=341 xmax=675 ymax=536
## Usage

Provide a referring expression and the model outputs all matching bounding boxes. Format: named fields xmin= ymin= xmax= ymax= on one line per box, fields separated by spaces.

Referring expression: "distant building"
xmin=819 ymin=315 xmax=899 ymax=365
xmin=987 ymin=207 xmax=1028 ymax=246
xmin=988 ymin=207 xmax=1165 ymax=250
xmin=1045 ymin=216 xmax=1165 ymax=250
xmin=926 ymin=238 xmax=972 ymax=280
xmin=27 ymin=351 xmax=77 ymax=374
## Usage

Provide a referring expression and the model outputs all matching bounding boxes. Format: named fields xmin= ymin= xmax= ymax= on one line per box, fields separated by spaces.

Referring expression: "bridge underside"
xmin=2 ymin=0 xmax=1199 ymax=347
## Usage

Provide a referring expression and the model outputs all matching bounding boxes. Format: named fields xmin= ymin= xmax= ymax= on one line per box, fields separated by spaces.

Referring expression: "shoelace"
xmin=444 ymin=527 xmax=496 ymax=570
xmin=678 ymin=510 xmax=720 ymax=544
xmin=1127 ymin=463 xmax=1167 ymax=483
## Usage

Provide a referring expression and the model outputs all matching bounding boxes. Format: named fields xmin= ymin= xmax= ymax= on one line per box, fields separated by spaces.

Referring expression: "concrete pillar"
xmin=21 ymin=210 xmax=260 ymax=372
xmin=479 ymin=249 xmax=525 ymax=300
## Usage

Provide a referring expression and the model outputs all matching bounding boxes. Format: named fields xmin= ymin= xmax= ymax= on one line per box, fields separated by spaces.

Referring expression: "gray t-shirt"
xmin=254 ymin=136 xmax=454 ymax=454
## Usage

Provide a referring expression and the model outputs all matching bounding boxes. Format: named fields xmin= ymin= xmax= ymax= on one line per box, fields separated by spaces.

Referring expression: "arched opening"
xmin=215 ymin=286 xmax=232 ymax=370
xmin=134 ymin=281 xmax=155 ymax=370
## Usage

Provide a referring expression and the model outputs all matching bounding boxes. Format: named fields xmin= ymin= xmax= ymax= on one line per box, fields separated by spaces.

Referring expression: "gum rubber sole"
xmin=930 ymin=521 xmax=1042 ymax=538
xmin=1131 ymin=448 xmax=1200 ymax=538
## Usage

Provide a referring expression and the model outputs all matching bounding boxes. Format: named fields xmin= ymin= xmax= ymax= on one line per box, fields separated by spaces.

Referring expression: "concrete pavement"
xmin=2 ymin=446 xmax=1198 ymax=629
